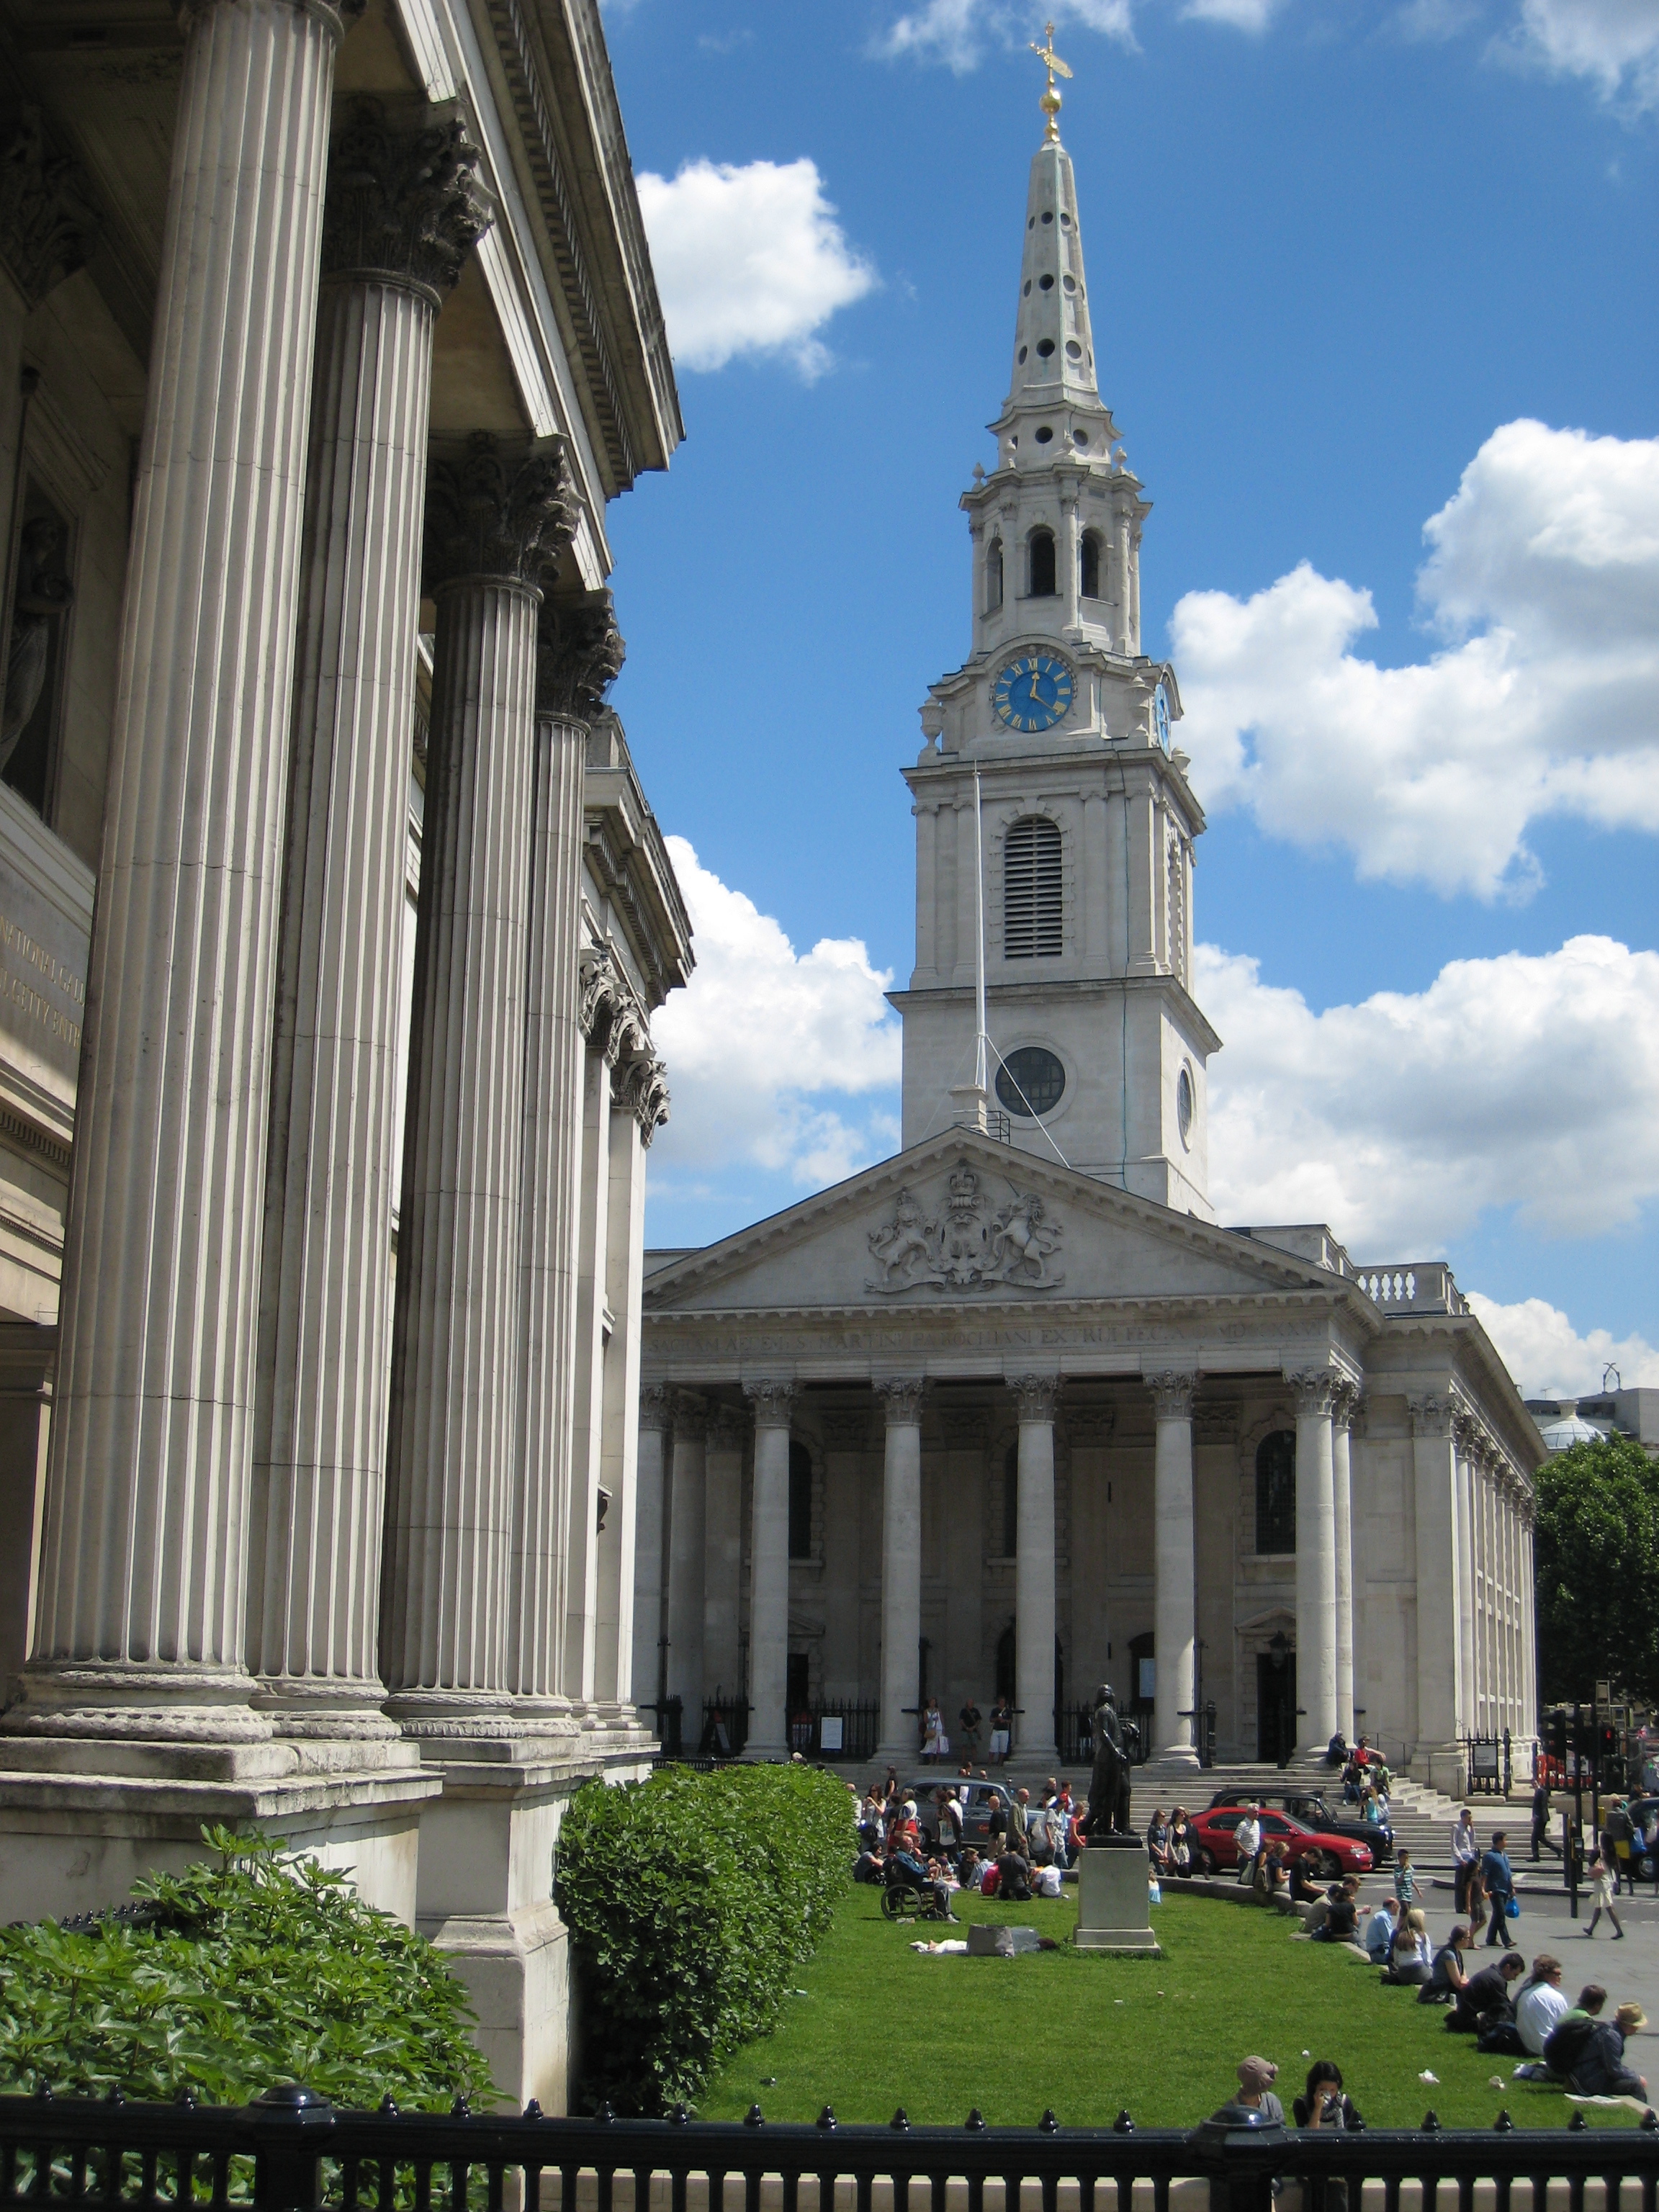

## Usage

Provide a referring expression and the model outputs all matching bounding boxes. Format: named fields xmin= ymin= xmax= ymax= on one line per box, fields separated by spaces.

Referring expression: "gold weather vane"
xmin=1030 ymin=21 xmax=1073 ymax=143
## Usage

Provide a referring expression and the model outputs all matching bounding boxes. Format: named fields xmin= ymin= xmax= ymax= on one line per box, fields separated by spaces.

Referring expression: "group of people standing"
xmin=922 ymin=1696 xmax=1015 ymax=1764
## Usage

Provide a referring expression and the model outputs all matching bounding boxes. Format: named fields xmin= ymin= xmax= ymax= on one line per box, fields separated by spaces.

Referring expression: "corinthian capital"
xmin=424 ymin=431 xmax=574 ymax=590
xmin=745 ymin=1378 xmax=796 ymax=1430
xmin=322 ymin=99 xmax=493 ymax=302
xmin=0 ymin=109 xmax=100 ymax=310
xmin=1287 ymin=1367 xmax=1339 ymax=1419
xmin=874 ymin=1376 xmax=926 ymax=1427
xmin=1408 ymin=1392 xmax=1455 ymax=1440
xmin=616 ymin=1051 xmax=670 ymax=1146
xmin=1146 ymin=1370 xmax=1197 ymax=1422
xmin=1009 ymin=1374 xmax=1060 ymax=1424
xmin=537 ymin=588 xmax=625 ymax=722
xmin=638 ymin=1383 xmax=673 ymax=1434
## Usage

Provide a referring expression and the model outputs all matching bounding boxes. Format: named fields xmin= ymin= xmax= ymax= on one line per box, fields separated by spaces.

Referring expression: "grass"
xmin=697 ymin=1884 xmax=1640 ymax=2132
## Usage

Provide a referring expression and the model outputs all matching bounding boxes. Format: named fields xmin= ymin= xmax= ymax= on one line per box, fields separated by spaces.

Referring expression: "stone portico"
xmin=636 ymin=1133 xmax=1541 ymax=1791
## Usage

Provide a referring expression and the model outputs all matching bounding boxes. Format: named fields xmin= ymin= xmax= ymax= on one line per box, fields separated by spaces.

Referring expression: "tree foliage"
xmin=556 ymin=1761 xmax=853 ymax=2116
xmin=1534 ymin=1434 xmax=1659 ymax=1706
xmin=0 ymin=1827 xmax=496 ymax=2110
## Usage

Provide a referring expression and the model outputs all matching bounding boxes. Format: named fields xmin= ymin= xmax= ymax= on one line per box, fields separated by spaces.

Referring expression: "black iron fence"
xmin=698 ymin=1694 xmax=748 ymax=1758
xmin=1057 ymin=1706 xmax=1152 ymax=1768
xmin=790 ymin=1701 xmax=880 ymax=1762
xmin=4 ymin=2090 xmax=1659 ymax=2212
xmin=1463 ymin=1731 xmax=1513 ymax=1796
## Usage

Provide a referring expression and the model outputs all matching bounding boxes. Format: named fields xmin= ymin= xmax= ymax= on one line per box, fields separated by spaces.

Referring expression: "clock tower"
xmin=891 ymin=82 xmax=1218 ymax=1218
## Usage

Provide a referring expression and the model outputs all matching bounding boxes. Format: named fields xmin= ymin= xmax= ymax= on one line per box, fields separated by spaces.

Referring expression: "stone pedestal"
xmin=1074 ymin=1840 xmax=1160 ymax=1954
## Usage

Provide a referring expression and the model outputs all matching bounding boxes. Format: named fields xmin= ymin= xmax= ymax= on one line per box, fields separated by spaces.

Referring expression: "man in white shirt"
xmin=1235 ymin=1806 xmax=1262 ymax=1884
xmin=1452 ymin=1807 xmax=1480 ymax=1912
xmin=1516 ymin=1956 xmax=1569 ymax=2056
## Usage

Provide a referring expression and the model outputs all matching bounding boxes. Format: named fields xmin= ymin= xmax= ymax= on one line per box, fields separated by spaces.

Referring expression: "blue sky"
xmin=598 ymin=0 xmax=1659 ymax=1398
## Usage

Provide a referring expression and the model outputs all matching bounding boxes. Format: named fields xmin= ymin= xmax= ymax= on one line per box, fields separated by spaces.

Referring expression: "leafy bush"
xmin=0 ymin=1827 xmax=495 ymax=2110
xmin=556 ymin=1761 xmax=853 ymax=2114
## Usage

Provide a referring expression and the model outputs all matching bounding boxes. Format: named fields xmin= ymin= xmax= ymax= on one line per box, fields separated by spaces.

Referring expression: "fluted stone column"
xmin=1149 ymin=1370 xmax=1197 ymax=1763
xmin=631 ymin=1387 xmax=671 ymax=1720
xmin=703 ymin=1405 xmax=746 ymax=1700
xmin=1011 ymin=1374 xmax=1058 ymax=1761
xmin=509 ymin=594 xmax=624 ymax=1721
xmin=665 ymin=1395 xmax=706 ymax=1720
xmin=381 ymin=433 xmax=571 ymax=1734
xmin=250 ymin=101 xmax=490 ymax=1749
xmin=745 ymin=1381 xmax=795 ymax=1758
xmin=1411 ymin=1394 xmax=1461 ymax=1784
xmin=9 ymin=0 xmax=355 ymax=1755
xmin=1332 ymin=1387 xmax=1358 ymax=1747
xmin=1452 ymin=1421 xmax=1478 ymax=1738
xmin=1290 ymin=1370 xmax=1339 ymax=1759
xmin=595 ymin=1098 xmax=650 ymax=1714
xmin=876 ymin=1377 xmax=925 ymax=1761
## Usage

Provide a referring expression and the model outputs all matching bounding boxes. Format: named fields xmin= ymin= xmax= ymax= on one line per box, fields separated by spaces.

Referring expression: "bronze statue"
xmin=1080 ymin=1681 xmax=1138 ymax=1842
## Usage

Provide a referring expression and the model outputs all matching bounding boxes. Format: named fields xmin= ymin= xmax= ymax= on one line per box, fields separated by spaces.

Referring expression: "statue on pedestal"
xmin=1080 ymin=1682 xmax=1138 ymax=1843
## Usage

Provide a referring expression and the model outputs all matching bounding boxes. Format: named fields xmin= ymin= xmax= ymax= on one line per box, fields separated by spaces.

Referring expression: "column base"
xmin=4 ymin=1661 xmax=277 ymax=1745
xmin=0 ymin=1761 xmax=442 ymax=1925
xmin=1414 ymin=1743 xmax=1470 ymax=1799
xmin=1157 ymin=1740 xmax=1201 ymax=1766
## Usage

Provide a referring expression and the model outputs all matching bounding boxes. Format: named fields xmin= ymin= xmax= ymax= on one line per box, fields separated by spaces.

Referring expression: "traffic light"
xmin=1546 ymin=1709 xmax=1568 ymax=1762
xmin=1599 ymin=1722 xmax=1619 ymax=1765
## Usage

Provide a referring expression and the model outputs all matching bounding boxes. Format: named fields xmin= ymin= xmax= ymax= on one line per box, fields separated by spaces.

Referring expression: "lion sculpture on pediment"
xmin=985 ymin=1191 xmax=1061 ymax=1283
xmin=867 ymin=1187 xmax=935 ymax=1288
xmin=866 ymin=1165 xmax=1064 ymax=1295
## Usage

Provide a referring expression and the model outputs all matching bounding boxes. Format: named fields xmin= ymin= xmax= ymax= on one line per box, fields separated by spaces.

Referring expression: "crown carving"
xmin=538 ymin=588 xmax=625 ymax=721
xmin=424 ymin=431 xmax=574 ymax=590
xmin=322 ymin=99 xmax=493 ymax=302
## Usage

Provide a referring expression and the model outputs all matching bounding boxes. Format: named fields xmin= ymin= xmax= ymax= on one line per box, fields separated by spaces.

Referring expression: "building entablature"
xmin=582 ymin=712 xmax=693 ymax=1012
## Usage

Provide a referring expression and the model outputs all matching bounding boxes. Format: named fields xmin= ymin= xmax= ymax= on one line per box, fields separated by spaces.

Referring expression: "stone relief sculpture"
xmin=1 ymin=514 xmax=73 ymax=768
xmin=866 ymin=1159 xmax=1064 ymax=1293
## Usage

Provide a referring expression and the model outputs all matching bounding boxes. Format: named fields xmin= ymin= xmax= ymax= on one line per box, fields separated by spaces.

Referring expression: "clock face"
xmin=1154 ymin=683 xmax=1172 ymax=753
xmin=993 ymin=652 xmax=1074 ymax=734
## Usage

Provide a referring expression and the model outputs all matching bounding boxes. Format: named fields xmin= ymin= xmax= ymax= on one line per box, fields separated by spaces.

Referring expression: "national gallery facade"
xmin=634 ymin=116 xmax=1543 ymax=1797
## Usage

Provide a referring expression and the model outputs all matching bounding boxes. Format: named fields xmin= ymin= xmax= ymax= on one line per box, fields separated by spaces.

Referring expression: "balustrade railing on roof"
xmin=1354 ymin=1262 xmax=1468 ymax=1316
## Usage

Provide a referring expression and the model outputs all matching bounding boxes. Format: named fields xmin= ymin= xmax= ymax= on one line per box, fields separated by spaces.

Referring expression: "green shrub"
xmin=0 ymin=1826 xmax=495 ymax=2110
xmin=555 ymin=1761 xmax=853 ymax=2114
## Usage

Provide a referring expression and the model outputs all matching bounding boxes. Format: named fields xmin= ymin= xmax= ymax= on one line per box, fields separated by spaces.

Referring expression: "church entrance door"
xmin=1256 ymin=1650 xmax=1298 ymax=1765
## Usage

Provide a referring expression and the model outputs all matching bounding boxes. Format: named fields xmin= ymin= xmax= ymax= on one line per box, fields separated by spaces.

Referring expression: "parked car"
xmin=905 ymin=1777 xmax=1015 ymax=1851
xmin=1208 ymin=1787 xmax=1394 ymax=1865
xmin=1618 ymin=1797 xmax=1658 ymax=1881
xmin=1190 ymin=1803 xmax=1374 ymax=1879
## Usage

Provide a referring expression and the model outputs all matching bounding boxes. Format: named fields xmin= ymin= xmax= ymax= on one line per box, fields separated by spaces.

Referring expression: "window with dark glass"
xmin=1255 ymin=1430 xmax=1296 ymax=1555
xmin=1002 ymin=1440 xmax=1019 ymax=1557
xmin=1027 ymin=527 xmax=1056 ymax=598
xmin=1003 ymin=814 xmax=1062 ymax=958
xmin=995 ymin=1044 xmax=1065 ymax=1118
xmin=1079 ymin=529 xmax=1102 ymax=600
xmin=788 ymin=1438 xmax=813 ymax=1560
xmin=986 ymin=537 xmax=1004 ymax=611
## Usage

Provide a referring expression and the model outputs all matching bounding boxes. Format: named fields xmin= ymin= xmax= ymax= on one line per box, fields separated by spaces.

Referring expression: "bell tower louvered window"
xmin=1003 ymin=815 xmax=1062 ymax=958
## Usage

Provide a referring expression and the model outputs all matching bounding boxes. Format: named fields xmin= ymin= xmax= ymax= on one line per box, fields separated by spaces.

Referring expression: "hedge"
xmin=0 ymin=1826 xmax=496 ymax=2110
xmin=555 ymin=1761 xmax=854 ymax=2114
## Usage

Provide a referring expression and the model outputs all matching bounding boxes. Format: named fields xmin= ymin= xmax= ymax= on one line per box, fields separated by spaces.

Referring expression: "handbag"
xmin=1505 ymin=1894 xmax=1521 ymax=1920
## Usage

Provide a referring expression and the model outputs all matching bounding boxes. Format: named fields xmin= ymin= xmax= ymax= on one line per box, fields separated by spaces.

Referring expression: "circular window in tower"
xmin=1177 ymin=1065 xmax=1195 ymax=1148
xmin=1039 ymin=273 xmax=1054 ymax=290
xmin=1036 ymin=338 xmax=1056 ymax=358
xmin=1035 ymin=425 xmax=1053 ymax=443
xmin=997 ymin=1046 xmax=1066 ymax=1120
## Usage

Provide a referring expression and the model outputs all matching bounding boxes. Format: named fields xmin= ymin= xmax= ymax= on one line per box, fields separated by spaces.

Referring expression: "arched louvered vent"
xmin=1003 ymin=815 xmax=1062 ymax=959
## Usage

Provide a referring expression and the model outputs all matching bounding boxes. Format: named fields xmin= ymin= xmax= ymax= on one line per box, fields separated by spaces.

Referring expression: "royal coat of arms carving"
xmin=866 ymin=1161 xmax=1064 ymax=1294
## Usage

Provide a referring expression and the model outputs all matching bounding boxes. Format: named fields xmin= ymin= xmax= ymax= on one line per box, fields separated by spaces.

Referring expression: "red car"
xmin=1189 ymin=1804 xmax=1373 ymax=1879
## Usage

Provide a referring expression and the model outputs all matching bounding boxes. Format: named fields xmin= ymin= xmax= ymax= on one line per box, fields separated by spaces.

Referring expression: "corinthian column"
xmin=665 ymin=1394 xmax=706 ymax=1722
xmin=1149 ymin=1371 xmax=1197 ymax=1763
xmin=1332 ymin=1386 xmax=1359 ymax=1746
xmin=508 ymin=592 xmax=624 ymax=1716
xmin=630 ymin=1385 xmax=671 ymax=1718
xmin=251 ymin=100 xmax=490 ymax=1748
xmin=745 ymin=1380 xmax=796 ymax=1758
xmin=381 ymin=433 xmax=572 ymax=1732
xmin=8 ymin=0 xmax=356 ymax=1754
xmin=1452 ymin=1419 xmax=1478 ymax=1737
xmin=1290 ymin=1369 xmax=1339 ymax=1759
xmin=1410 ymin=1393 xmax=1460 ymax=1784
xmin=1011 ymin=1374 xmax=1058 ymax=1761
xmin=876 ymin=1377 xmax=925 ymax=1761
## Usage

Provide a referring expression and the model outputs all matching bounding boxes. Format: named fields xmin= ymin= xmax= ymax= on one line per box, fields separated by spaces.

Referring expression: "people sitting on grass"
xmin=1447 ymin=1948 xmax=1525 ymax=2033
xmin=1363 ymin=1892 xmax=1398 ymax=1962
xmin=1308 ymin=1879 xmax=1361 ymax=1942
xmin=853 ymin=1839 xmax=886 ymax=1884
xmin=957 ymin=1845 xmax=983 ymax=1892
xmin=1543 ymin=1992 xmax=1649 ymax=2098
xmin=1379 ymin=1906 xmax=1431 ymax=1984
xmin=1254 ymin=1839 xmax=1290 ymax=1898
xmin=1293 ymin=2060 xmax=1362 ymax=2129
xmin=1233 ymin=2056 xmax=1285 ymax=2123
xmin=1423 ymin=1923 xmax=1472 ymax=2006
xmin=1516 ymin=1954 xmax=1569 ymax=2055
xmin=993 ymin=1844 xmax=1033 ymax=1902
xmin=1584 ymin=1853 xmax=1626 ymax=1939
xmin=1289 ymin=1851 xmax=1324 ymax=1907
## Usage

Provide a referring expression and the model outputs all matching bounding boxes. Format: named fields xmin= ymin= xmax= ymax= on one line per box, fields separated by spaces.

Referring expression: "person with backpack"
xmin=1545 ymin=1991 xmax=1648 ymax=2098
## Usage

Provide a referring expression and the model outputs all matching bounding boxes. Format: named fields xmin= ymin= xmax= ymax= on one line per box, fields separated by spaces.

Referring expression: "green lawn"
xmin=697 ymin=1884 xmax=1639 ymax=2132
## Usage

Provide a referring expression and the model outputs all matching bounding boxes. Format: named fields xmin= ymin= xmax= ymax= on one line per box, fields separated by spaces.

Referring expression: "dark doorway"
xmin=1257 ymin=1648 xmax=1298 ymax=1764
xmin=786 ymin=1653 xmax=809 ymax=1713
xmin=995 ymin=1619 xmax=1015 ymax=1701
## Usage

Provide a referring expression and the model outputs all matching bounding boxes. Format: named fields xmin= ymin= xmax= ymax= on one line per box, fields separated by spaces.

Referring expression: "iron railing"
xmin=1057 ymin=1705 xmax=1151 ymax=1768
xmin=698 ymin=1694 xmax=748 ymax=1758
xmin=3 ymin=2090 xmax=1659 ymax=2212
xmin=789 ymin=1701 xmax=880 ymax=1763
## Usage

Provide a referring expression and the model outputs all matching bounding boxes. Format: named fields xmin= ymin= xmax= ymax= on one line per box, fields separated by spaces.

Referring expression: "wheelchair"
xmin=880 ymin=1858 xmax=955 ymax=1923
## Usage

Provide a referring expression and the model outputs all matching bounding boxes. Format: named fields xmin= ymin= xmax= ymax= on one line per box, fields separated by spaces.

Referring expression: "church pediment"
xmin=642 ymin=1130 xmax=1338 ymax=1316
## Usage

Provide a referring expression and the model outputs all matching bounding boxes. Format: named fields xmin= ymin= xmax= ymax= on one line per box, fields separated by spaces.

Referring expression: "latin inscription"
xmin=0 ymin=910 xmax=84 ymax=1056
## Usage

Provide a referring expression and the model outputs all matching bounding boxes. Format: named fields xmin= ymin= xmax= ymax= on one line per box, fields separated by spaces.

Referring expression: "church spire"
xmin=1007 ymin=124 xmax=1103 ymax=419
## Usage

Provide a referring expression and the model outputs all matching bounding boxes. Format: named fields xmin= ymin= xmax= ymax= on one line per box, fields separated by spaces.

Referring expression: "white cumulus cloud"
xmin=1172 ymin=421 xmax=1659 ymax=900
xmin=1509 ymin=0 xmax=1659 ymax=110
xmin=1198 ymin=932 xmax=1659 ymax=1256
xmin=1465 ymin=1292 xmax=1659 ymax=1398
xmin=874 ymin=0 xmax=1133 ymax=72
xmin=649 ymin=837 xmax=902 ymax=1190
xmin=635 ymin=158 xmax=876 ymax=379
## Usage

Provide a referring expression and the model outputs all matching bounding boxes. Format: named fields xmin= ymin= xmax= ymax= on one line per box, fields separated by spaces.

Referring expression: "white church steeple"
xmin=891 ymin=73 xmax=1221 ymax=1220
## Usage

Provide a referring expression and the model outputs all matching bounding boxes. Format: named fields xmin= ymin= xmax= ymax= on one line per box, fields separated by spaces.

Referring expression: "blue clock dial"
xmin=993 ymin=652 xmax=1074 ymax=734
xmin=1154 ymin=683 xmax=1172 ymax=753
